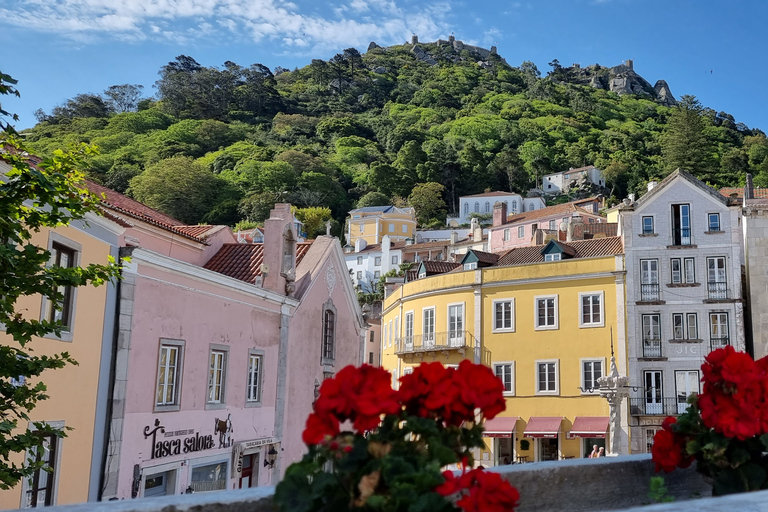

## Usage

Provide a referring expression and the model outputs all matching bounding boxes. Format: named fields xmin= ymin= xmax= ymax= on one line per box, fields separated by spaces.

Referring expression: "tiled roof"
xmin=85 ymin=180 xmax=211 ymax=244
xmin=471 ymin=250 xmax=500 ymax=265
xmin=420 ymin=261 xmax=461 ymax=274
xmin=499 ymin=198 xmax=600 ymax=227
xmin=719 ymin=187 xmax=768 ymax=199
xmin=203 ymin=242 xmax=313 ymax=284
xmin=461 ymin=191 xmax=519 ymax=198
xmin=495 ymin=236 xmax=623 ymax=266
xmin=405 ymin=270 xmax=419 ymax=282
xmin=173 ymin=225 xmax=217 ymax=238
xmin=545 ymin=165 xmax=596 ymax=177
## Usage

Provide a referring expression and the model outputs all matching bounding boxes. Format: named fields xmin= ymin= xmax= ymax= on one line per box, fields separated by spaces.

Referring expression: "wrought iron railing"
xmin=642 ymin=338 xmax=662 ymax=358
xmin=629 ymin=397 xmax=679 ymax=416
xmin=707 ymin=281 xmax=728 ymax=300
xmin=710 ymin=337 xmax=730 ymax=351
xmin=672 ymin=228 xmax=692 ymax=246
xmin=395 ymin=330 xmax=475 ymax=354
xmin=640 ymin=284 xmax=660 ymax=301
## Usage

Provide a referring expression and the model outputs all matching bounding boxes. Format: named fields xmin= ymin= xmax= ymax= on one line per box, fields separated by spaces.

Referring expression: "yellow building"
xmin=346 ymin=206 xmax=417 ymax=246
xmin=381 ymin=237 xmax=629 ymax=465
xmin=0 ymin=167 xmax=123 ymax=508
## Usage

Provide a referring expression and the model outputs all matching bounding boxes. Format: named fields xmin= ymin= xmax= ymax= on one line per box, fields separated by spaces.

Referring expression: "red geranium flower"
xmin=651 ymin=429 xmax=684 ymax=473
xmin=302 ymin=412 xmax=340 ymax=445
xmin=437 ymin=468 xmax=519 ymax=512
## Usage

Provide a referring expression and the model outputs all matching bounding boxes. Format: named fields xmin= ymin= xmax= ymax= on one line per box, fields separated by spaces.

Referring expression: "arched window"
xmin=463 ymin=202 xmax=469 ymax=215
xmin=511 ymin=200 xmax=517 ymax=212
xmin=474 ymin=202 xmax=480 ymax=213
xmin=485 ymin=202 xmax=490 ymax=213
xmin=322 ymin=300 xmax=336 ymax=364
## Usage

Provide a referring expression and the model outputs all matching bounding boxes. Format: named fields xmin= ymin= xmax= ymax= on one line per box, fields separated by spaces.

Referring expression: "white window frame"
xmin=391 ymin=255 xmax=399 ymax=265
xmin=155 ymin=339 xmax=185 ymax=411
xmin=640 ymin=259 xmax=659 ymax=284
xmin=492 ymin=298 xmax=515 ymax=333
xmin=374 ymin=256 xmax=381 ymax=266
xmin=402 ymin=224 xmax=408 ymax=233
xmin=535 ymin=359 xmax=559 ymax=395
xmin=517 ymin=226 xmax=525 ymax=238
xmin=464 ymin=262 xmax=477 ymax=270
xmin=578 ymin=291 xmax=605 ymax=328
xmin=494 ymin=361 xmax=515 ymax=396
xmin=206 ymin=346 xmax=228 ymax=408
xmin=684 ymin=257 xmax=695 ymax=284
xmin=446 ymin=302 xmax=465 ymax=346
xmin=404 ymin=310 xmax=414 ymax=348
xmin=246 ymin=350 xmax=264 ymax=405
xmin=534 ymin=294 xmax=559 ymax=330
xmin=549 ymin=220 xmax=556 ymax=230
xmin=707 ymin=213 xmax=721 ymax=232
xmin=422 ymin=306 xmax=436 ymax=345
xmin=580 ymin=358 xmax=604 ymax=394
xmin=356 ymin=271 xmax=362 ymax=280
xmin=503 ymin=229 xmax=510 ymax=242
xmin=670 ymin=258 xmax=682 ymax=284
xmin=388 ymin=223 xmax=394 ymax=232
xmin=356 ymin=256 xmax=363 ymax=265
xmin=544 ymin=253 xmax=561 ymax=262
xmin=641 ymin=216 xmax=654 ymax=234
xmin=374 ymin=271 xmax=380 ymax=279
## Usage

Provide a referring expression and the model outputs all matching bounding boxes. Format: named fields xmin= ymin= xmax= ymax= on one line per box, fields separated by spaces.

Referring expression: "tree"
xmin=602 ymin=161 xmax=630 ymax=198
xmin=662 ymin=95 xmax=715 ymax=179
xmin=294 ymin=206 xmax=332 ymax=239
xmin=129 ymin=156 xmax=224 ymax=224
xmin=47 ymin=93 xmax=113 ymax=121
xmin=408 ymin=182 xmax=447 ymax=227
xmin=356 ymin=191 xmax=390 ymax=208
xmin=103 ymin=84 xmax=144 ymax=113
xmin=0 ymin=72 xmax=120 ymax=489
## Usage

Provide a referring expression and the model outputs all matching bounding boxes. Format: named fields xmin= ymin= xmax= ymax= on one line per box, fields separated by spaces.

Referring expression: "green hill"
xmin=22 ymin=40 xmax=768 ymax=235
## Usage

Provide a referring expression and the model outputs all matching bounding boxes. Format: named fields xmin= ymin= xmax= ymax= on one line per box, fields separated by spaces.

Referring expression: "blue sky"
xmin=1 ymin=0 xmax=765 ymax=131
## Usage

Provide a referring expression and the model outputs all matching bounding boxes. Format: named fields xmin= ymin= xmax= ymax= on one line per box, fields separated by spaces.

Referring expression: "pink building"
xmin=92 ymin=195 xmax=364 ymax=499
xmin=489 ymin=197 xmax=605 ymax=252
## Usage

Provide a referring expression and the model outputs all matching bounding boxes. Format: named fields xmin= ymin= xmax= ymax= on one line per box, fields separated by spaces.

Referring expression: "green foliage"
xmin=294 ymin=206 xmax=332 ymax=239
xmin=357 ymin=191 xmax=390 ymax=208
xmin=648 ymin=477 xmax=674 ymax=503
xmin=0 ymin=72 xmax=121 ymax=489
xmin=409 ymin=182 xmax=447 ymax=227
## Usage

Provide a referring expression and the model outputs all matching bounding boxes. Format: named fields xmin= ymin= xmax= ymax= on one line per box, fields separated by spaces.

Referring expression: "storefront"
xmin=523 ymin=417 xmax=563 ymax=462
xmin=482 ymin=417 xmax=519 ymax=466
xmin=567 ymin=416 xmax=609 ymax=457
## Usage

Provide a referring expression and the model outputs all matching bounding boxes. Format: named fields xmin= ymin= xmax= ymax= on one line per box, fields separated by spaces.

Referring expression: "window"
xmin=24 ymin=433 xmax=59 ymax=507
xmin=672 ymin=314 xmax=684 ymax=339
xmin=447 ymin=304 xmax=464 ymax=346
xmin=644 ymin=370 xmax=663 ymax=414
xmin=246 ymin=353 xmax=263 ymax=403
xmin=640 ymin=259 xmax=659 ymax=301
xmin=684 ymin=258 xmax=695 ymax=284
xmin=357 ymin=256 xmax=363 ymax=265
xmin=511 ymin=200 xmax=517 ymax=213
xmin=388 ymin=223 xmax=394 ymax=232
xmin=156 ymin=341 xmax=183 ymax=407
xmin=474 ymin=202 xmax=480 ymax=213
xmin=517 ymin=226 xmax=525 ymax=238
xmin=544 ymin=253 xmax=561 ymax=262
xmin=549 ymin=220 xmax=556 ymax=230
xmin=588 ymin=218 xmax=595 ymax=224
xmin=708 ymin=213 xmax=721 ymax=232
xmin=322 ymin=304 xmax=336 ymax=362
xmin=642 ymin=314 xmax=662 ymax=358
xmin=388 ymin=320 xmax=393 ymax=347
xmin=676 ymin=370 xmax=699 ymax=414
xmin=707 ymin=257 xmax=727 ymax=299
xmin=374 ymin=257 xmax=381 ymax=266
xmin=485 ymin=201 xmax=490 ymax=213
xmin=671 ymin=258 xmax=681 ymax=284
xmin=493 ymin=299 xmax=514 ymax=332
xmin=535 ymin=295 xmax=558 ymax=330
xmin=645 ymin=428 xmax=660 ymax=454
xmin=394 ymin=316 xmax=400 ymax=349
xmin=494 ymin=362 xmax=515 ymax=395
xmin=580 ymin=292 xmax=603 ymax=327
xmin=464 ymin=202 xmax=469 ymax=215
xmin=382 ymin=323 xmax=388 ymax=351
xmin=44 ymin=243 xmax=76 ymax=330
xmin=370 ymin=331 xmax=375 ymax=343
xmin=402 ymin=225 xmax=408 ymax=233
xmin=404 ymin=311 xmax=414 ymax=347
xmin=643 ymin=217 xmax=653 ymax=235
xmin=423 ymin=307 xmax=435 ymax=345
xmin=356 ymin=271 xmax=362 ymax=280
xmin=536 ymin=360 xmax=559 ymax=394
xmin=359 ymin=224 xmax=364 ymax=233
xmin=190 ymin=462 xmax=227 ymax=492
xmin=391 ymin=255 xmax=399 ymax=265
xmin=581 ymin=359 xmax=603 ymax=393
xmin=503 ymin=229 xmax=510 ymax=242
xmin=374 ymin=271 xmax=380 ymax=279
xmin=710 ymin=313 xmax=729 ymax=349
xmin=687 ymin=313 xmax=698 ymax=339
xmin=368 ymin=352 xmax=374 ymax=364
xmin=671 ymin=204 xmax=691 ymax=245
xmin=418 ymin=271 xmax=426 ymax=279
xmin=207 ymin=349 xmax=226 ymax=404
xmin=464 ymin=262 xmax=477 ymax=270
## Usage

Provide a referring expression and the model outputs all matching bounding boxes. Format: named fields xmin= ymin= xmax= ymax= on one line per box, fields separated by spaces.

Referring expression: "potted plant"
xmin=652 ymin=346 xmax=768 ymax=495
xmin=275 ymin=361 xmax=520 ymax=511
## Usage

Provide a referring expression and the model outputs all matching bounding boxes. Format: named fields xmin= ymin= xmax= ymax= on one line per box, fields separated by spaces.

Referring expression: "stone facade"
xmin=743 ymin=178 xmax=768 ymax=358
xmin=619 ymin=171 xmax=745 ymax=453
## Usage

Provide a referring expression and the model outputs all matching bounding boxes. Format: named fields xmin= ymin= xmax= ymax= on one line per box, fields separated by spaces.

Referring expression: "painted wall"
xmin=0 ymin=225 xmax=114 ymax=509
xmin=347 ymin=212 xmax=416 ymax=246
xmin=489 ymin=210 xmax=604 ymax=252
xmin=744 ymin=203 xmax=768 ymax=358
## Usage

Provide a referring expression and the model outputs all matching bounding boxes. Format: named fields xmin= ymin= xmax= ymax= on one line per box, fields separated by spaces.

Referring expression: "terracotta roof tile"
xmin=498 ymin=198 xmax=600 ymax=227
xmin=420 ymin=261 xmax=461 ymax=274
xmin=495 ymin=236 xmax=623 ymax=266
xmin=462 ymin=191 xmax=519 ymax=198
xmin=471 ymin=250 xmax=500 ymax=265
xmin=173 ymin=225 xmax=216 ymax=238
xmin=203 ymin=242 xmax=313 ymax=284
xmin=719 ymin=187 xmax=768 ymax=199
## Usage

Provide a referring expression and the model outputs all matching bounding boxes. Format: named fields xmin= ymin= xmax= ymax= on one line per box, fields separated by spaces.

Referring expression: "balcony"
xmin=642 ymin=338 xmax=662 ymax=359
xmin=710 ymin=337 xmax=730 ymax=351
xmin=629 ymin=397 xmax=681 ymax=416
xmin=639 ymin=284 xmax=660 ymax=302
xmin=671 ymin=227 xmax=693 ymax=246
xmin=707 ymin=281 xmax=728 ymax=300
xmin=396 ymin=330 xmax=475 ymax=356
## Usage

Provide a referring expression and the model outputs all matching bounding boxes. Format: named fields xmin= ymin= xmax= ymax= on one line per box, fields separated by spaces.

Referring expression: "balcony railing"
xmin=672 ymin=228 xmax=692 ymax=246
xmin=629 ymin=397 xmax=680 ymax=416
xmin=640 ymin=284 xmax=660 ymax=301
xmin=710 ymin=337 xmax=730 ymax=351
xmin=396 ymin=330 xmax=474 ymax=355
xmin=642 ymin=338 xmax=662 ymax=358
xmin=707 ymin=281 xmax=728 ymax=300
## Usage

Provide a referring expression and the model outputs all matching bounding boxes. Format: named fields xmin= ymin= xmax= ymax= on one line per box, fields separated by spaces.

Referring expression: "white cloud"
xmin=0 ymin=0 xmax=454 ymax=52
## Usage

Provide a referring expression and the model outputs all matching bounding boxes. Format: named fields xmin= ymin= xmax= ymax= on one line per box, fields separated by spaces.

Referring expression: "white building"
xmin=344 ymin=235 xmax=404 ymax=292
xmin=448 ymin=191 xmax=545 ymax=227
xmin=618 ymin=170 xmax=745 ymax=454
xmin=543 ymin=165 xmax=605 ymax=195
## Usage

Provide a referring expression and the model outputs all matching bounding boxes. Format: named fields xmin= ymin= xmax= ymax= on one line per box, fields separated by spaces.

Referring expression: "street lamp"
xmin=263 ymin=445 xmax=278 ymax=468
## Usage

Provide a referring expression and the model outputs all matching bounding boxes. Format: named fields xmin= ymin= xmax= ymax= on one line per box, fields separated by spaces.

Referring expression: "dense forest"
xmin=23 ymin=41 xmax=768 ymax=237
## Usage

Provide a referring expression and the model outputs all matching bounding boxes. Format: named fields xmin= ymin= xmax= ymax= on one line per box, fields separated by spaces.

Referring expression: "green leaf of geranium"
xmin=760 ymin=434 xmax=768 ymax=451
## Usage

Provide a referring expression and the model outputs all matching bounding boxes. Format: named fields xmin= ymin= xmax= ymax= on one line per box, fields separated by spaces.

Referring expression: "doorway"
xmin=495 ymin=437 xmax=513 ymax=466
xmin=238 ymin=454 xmax=259 ymax=489
xmin=538 ymin=438 xmax=558 ymax=461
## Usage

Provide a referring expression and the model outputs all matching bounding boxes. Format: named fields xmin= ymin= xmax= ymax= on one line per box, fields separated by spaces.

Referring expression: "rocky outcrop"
xmin=367 ymin=41 xmax=380 ymax=51
xmin=367 ymin=35 xmax=507 ymax=68
xmin=411 ymin=44 xmax=438 ymax=66
xmin=653 ymin=80 xmax=677 ymax=106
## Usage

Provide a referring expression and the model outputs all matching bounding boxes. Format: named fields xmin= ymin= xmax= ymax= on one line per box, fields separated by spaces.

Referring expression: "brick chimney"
xmin=567 ymin=215 xmax=584 ymax=242
xmin=492 ymin=201 xmax=507 ymax=227
xmin=262 ymin=203 xmax=297 ymax=295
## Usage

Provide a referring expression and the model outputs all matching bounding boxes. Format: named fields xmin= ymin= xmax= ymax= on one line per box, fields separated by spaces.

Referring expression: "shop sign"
xmin=144 ymin=419 xmax=215 ymax=460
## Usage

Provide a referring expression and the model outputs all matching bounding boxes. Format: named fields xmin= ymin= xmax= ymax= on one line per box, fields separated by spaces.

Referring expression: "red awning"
xmin=569 ymin=417 xmax=609 ymax=438
xmin=523 ymin=417 xmax=563 ymax=438
xmin=483 ymin=417 xmax=519 ymax=438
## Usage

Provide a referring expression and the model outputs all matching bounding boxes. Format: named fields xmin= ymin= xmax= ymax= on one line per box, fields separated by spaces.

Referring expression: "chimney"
xmin=647 ymin=181 xmax=657 ymax=192
xmin=473 ymin=219 xmax=483 ymax=246
xmin=262 ymin=203 xmax=296 ymax=295
xmin=382 ymin=234 xmax=391 ymax=272
xmin=567 ymin=214 xmax=584 ymax=242
xmin=746 ymin=173 xmax=755 ymax=200
xmin=492 ymin=201 xmax=507 ymax=227
xmin=450 ymin=231 xmax=459 ymax=245
xmin=355 ymin=238 xmax=368 ymax=252
xmin=628 ymin=193 xmax=636 ymax=202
